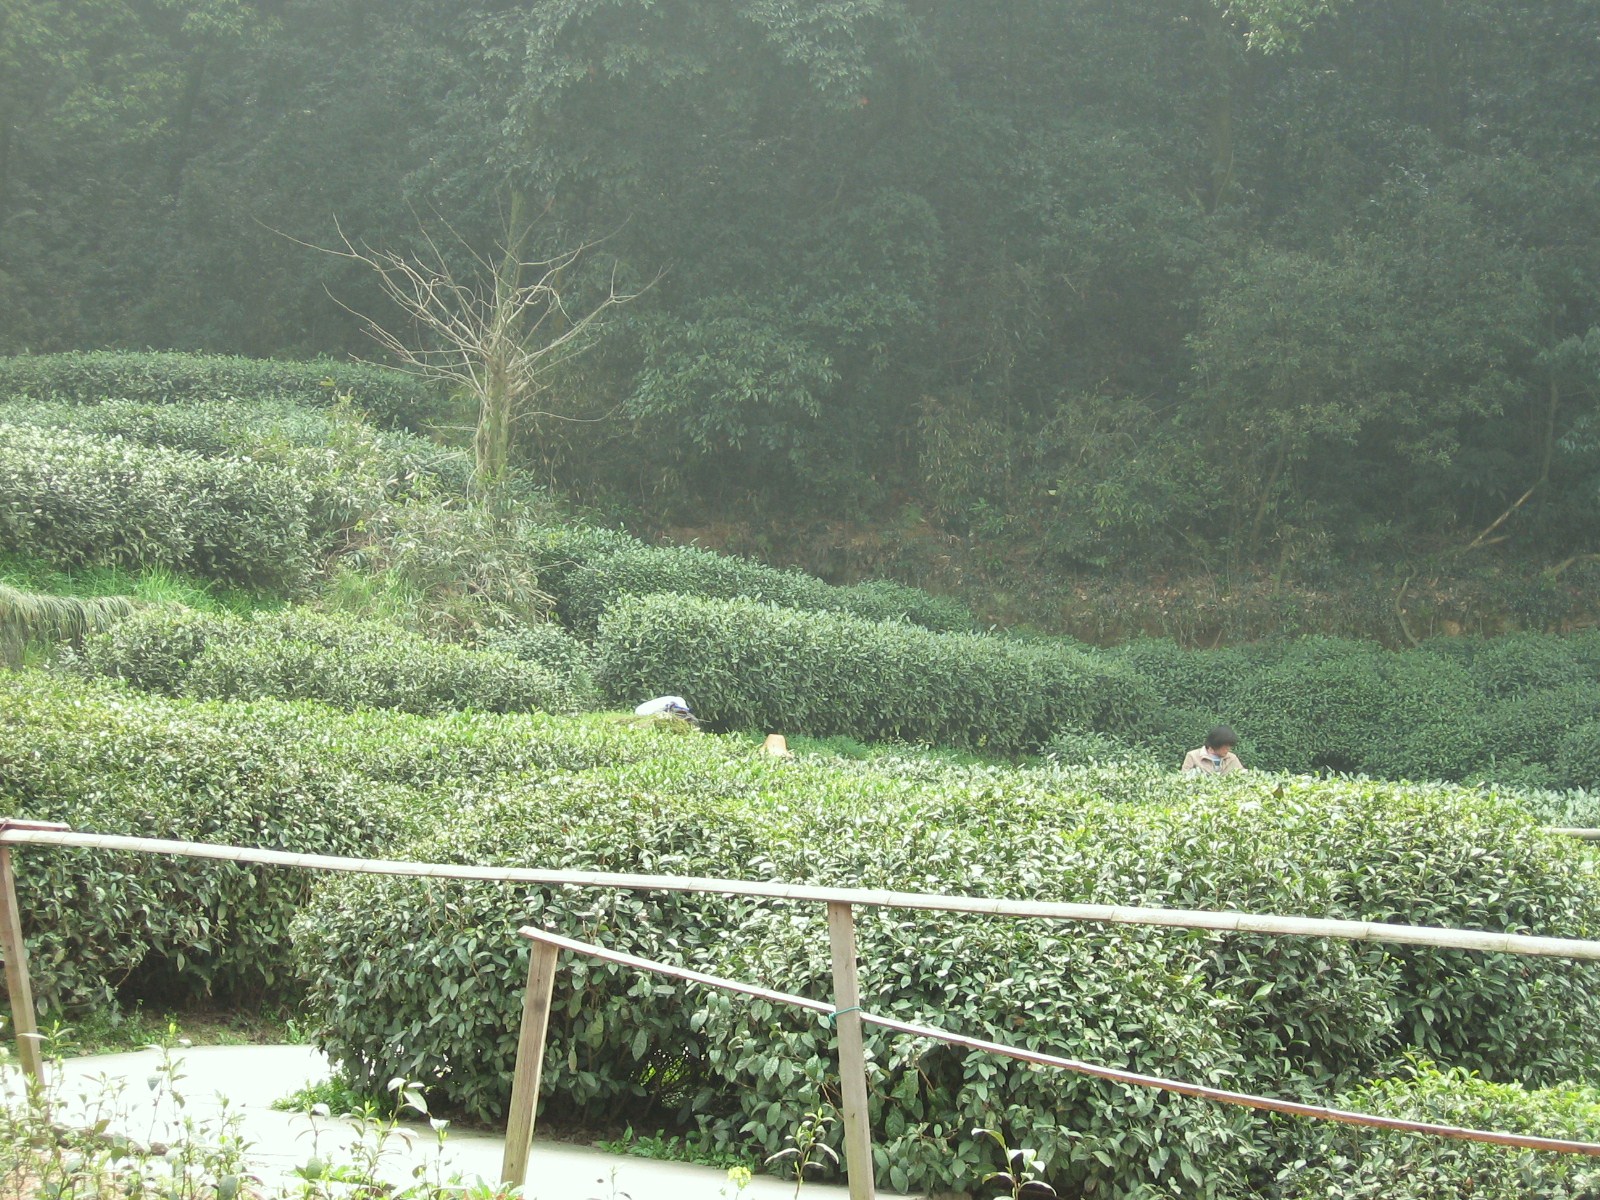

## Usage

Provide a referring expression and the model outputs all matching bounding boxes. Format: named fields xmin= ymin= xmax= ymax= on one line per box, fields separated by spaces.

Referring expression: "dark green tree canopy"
xmin=5 ymin=0 xmax=1599 ymax=566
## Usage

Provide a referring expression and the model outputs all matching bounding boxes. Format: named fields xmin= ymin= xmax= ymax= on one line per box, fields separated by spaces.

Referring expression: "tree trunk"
xmin=166 ymin=55 xmax=209 ymax=199
xmin=476 ymin=358 xmax=514 ymax=486
xmin=1197 ymin=1 xmax=1236 ymax=212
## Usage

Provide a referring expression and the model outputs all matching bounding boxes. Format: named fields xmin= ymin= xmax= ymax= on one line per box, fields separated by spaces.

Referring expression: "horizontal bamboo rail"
xmin=1550 ymin=827 xmax=1600 ymax=841
xmin=3 ymin=824 xmax=1600 ymax=960
xmin=516 ymin=925 xmax=1600 ymax=1158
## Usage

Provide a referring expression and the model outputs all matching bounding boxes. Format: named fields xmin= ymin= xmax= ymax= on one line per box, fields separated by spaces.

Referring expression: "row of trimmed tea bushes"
xmin=595 ymin=594 xmax=1151 ymax=752
xmin=555 ymin=543 xmax=973 ymax=638
xmin=0 ymin=424 xmax=330 ymax=592
xmin=6 ymin=668 xmax=1595 ymax=1193
xmin=295 ymin=768 xmax=1600 ymax=1198
xmin=0 ymin=674 xmax=404 ymax=1009
xmin=593 ymin=600 xmax=1600 ymax=783
xmin=74 ymin=608 xmax=586 ymax=715
xmin=0 ymin=351 xmax=446 ymax=429
xmin=0 ymin=394 xmax=471 ymax=593
xmin=1279 ymin=1064 xmax=1600 ymax=1199
xmin=1518 ymin=786 xmax=1600 ymax=830
xmin=0 ymin=396 xmax=471 ymax=496
xmin=1114 ymin=633 xmax=1600 ymax=787
xmin=477 ymin=622 xmax=598 ymax=706
xmin=0 ymin=673 xmax=688 ymax=1011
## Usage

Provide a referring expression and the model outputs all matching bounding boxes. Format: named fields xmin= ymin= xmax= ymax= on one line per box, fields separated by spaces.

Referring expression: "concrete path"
xmin=2 ymin=1044 xmax=853 ymax=1200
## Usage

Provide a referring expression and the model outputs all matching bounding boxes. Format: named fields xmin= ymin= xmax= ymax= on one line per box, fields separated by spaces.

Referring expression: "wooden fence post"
xmin=500 ymin=938 xmax=561 ymax=1189
xmin=827 ymin=900 xmax=877 ymax=1200
xmin=0 ymin=845 xmax=45 ymax=1086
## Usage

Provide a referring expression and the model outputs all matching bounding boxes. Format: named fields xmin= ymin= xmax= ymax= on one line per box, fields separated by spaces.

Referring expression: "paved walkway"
xmin=2 ymin=1044 xmax=852 ymax=1200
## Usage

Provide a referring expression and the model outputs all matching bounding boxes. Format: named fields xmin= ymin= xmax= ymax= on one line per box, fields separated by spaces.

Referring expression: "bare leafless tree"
xmin=316 ymin=198 xmax=650 ymax=487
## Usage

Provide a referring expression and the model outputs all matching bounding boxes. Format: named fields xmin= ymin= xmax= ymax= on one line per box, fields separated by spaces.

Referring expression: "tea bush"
xmin=75 ymin=607 xmax=223 ymax=692
xmin=1555 ymin=723 xmax=1600 ymax=792
xmin=0 ymin=399 xmax=470 ymax=582
xmin=558 ymin=544 xmax=972 ymax=638
xmin=0 ymin=424 xmax=317 ymax=591
xmin=595 ymin=593 xmax=1155 ymax=753
xmin=1278 ymin=1063 xmax=1600 ymax=1199
xmin=0 ymin=351 xmax=446 ymax=429
xmin=78 ymin=608 xmax=581 ymax=715
xmin=0 ymin=675 xmax=693 ymax=1012
xmin=478 ymin=622 xmax=599 ymax=709
xmin=1232 ymin=639 xmax=1393 ymax=773
xmin=7 ymin=665 xmax=1598 ymax=1195
xmin=839 ymin=577 xmax=974 ymax=633
xmin=1465 ymin=631 xmax=1597 ymax=699
xmin=1514 ymin=786 xmax=1600 ymax=831
xmin=0 ymin=395 xmax=461 ymax=475
xmin=591 ymin=600 xmax=1596 ymax=784
xmin=0 ymin=396 xmax=470 ymax=509
xmin=294 ymin=767 xmax=1600 ymax=1198
xmin=0 ymin=674 xmax=405 ymax=1010
xmin=1042 ymin=727 xmax=1160 ymax=765
xmin=1112 ymin=638 xmax=1254 ymax=715
xmin=1484 ymin=685 xmax=1600 ymax=782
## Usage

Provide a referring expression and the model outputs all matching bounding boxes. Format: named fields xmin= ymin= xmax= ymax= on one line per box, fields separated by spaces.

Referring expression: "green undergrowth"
xmin=271 ymin=1076 xmax=385 ymax=1117
xmin=11 ymin=1007 xmax=305 ymax=1057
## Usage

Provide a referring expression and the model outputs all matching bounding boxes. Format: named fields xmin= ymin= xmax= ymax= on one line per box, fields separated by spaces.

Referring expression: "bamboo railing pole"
xmin=7 ymin=824 xmax=1600 ymax=960
xmin=827 ymin=901 xmax=877 ymax=1200
xmin=516 ymin=925 xmax=1600 ymax=1158
xmin=0 ymin=846 xmax=44 ymax=1086
xmin=500 ymin=939 xmax=561 ymax=1188
xmin=1550 ymin=828 xmax=1600 ymax=841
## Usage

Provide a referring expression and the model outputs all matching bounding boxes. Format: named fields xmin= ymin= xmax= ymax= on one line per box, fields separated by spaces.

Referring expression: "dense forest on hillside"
xmin=5 ymin=1 xmax=1600 ymax=585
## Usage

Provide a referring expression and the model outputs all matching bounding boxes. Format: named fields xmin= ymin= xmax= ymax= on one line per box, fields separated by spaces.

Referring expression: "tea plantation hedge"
xmin=0 ymin=394 xmax=468 ymax=595
xmin=1279 ymin=1065 xmax=1600 ymax=1199
xmin=0 ymin=396 xmax=470 ymax=496
xmin=0 ymin=674 xmax=403 ymax=1009
xmin=76 ymin=608 xmax=584 ymax=715
xmin=592 ymin=598 xmax=1600 ymax=785
xmin=595 ymin=594 xmax=1155 ymax=752
xmin=0 ymin=351 xmax=446 ymax=429
xmin=0 ymin=424 xmax=322 ymax=591
xmin=478 ymin=622 xmax=599 ymax=710
xmin=557 ymin=543 xmax=973 ymax=638
xmin=1117 ymin=632 xmax=1600 ymax=787
xmin=294 ymin=759 xmax=1600 ymax=1198
xmin=0 ymin=674 xmax=679 ymax=1011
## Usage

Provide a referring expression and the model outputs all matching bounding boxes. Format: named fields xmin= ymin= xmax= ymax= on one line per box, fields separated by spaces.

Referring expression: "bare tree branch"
xmin=282 ymin=202 xmax=658 ymax=485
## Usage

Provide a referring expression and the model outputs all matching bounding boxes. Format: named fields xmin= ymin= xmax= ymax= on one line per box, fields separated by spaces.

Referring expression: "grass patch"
xmin=593 ymin=1127 xmax=756 ymax=1172
xmin=0 ymin=552 xmax=282 ymax=616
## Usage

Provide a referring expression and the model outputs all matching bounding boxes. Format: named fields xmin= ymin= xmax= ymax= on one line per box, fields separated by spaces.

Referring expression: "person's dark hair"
xmin=1205 ymin=725 xmax=1238 ymax=751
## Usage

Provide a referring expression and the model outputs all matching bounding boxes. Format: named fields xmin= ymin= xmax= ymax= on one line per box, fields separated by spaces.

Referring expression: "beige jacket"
xmin=1182 ymin=747 xmax=1244 ymax=775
